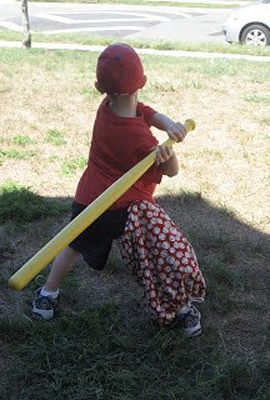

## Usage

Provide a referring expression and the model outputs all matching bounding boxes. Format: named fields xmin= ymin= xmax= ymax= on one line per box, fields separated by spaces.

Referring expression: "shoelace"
xmin=35 ymin=275 xmax=47 ymax=286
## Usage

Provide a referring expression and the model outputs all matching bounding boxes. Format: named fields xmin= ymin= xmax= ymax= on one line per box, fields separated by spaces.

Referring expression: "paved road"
xmin=0 ymin=0 xmax=233 ymax=44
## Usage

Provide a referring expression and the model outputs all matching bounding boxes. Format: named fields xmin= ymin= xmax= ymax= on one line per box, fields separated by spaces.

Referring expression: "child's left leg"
xmin=119 ymin=200 xmax=206 ymax=334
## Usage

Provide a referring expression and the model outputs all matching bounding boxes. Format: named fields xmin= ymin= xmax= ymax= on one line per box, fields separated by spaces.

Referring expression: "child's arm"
xmin=154 ymin=145 xmax=179 ymax=177
xmin=149 ymin=112 xmax=186 ymax=177
xmin=150 ymin=112 xmax=187 ymax=142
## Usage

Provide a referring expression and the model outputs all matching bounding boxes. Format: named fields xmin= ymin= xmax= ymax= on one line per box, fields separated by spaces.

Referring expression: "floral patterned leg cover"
xmin=119 ymin=200 xmax=206 ymax=325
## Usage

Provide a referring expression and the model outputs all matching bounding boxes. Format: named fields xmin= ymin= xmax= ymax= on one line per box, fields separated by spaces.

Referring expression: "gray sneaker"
xmin=32 ymin=288 xmax=57 ymax=320
xmin=177 ymin=305 xmax=201 ymax=337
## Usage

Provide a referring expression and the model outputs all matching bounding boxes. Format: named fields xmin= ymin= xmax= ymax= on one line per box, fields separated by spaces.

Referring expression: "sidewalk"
xmin=148 ymin=0 xmax=249 ymax=4
xmin=1 ymin=40 xmax=270 ymax=62
xmin=2 ymin=0 xmax=250 ymax=4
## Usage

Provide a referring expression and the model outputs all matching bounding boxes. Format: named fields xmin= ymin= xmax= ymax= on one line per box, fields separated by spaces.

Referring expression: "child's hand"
xmin=167 ymin=122 xmax=186 ymax=142
xmin=155 ymin=145 xmax=175 ymax=165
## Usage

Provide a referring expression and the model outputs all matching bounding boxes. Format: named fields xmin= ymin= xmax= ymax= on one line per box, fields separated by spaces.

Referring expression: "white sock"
xmin=40 ymin=287 xmax=59 ymax=299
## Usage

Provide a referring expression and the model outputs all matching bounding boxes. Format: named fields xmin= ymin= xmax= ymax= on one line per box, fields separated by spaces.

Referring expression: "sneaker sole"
xmin=182 ymin=320 xmax=202 ymax=337
xmin=32 ymin=307 xmax=54 ymax=320
xmin=185 ymin=327 xmax=202 ymax=338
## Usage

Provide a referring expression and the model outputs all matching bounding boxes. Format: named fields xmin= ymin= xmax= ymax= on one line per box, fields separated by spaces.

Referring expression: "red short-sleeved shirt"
xmin=75 ymin=99 xmax=163 ymax=209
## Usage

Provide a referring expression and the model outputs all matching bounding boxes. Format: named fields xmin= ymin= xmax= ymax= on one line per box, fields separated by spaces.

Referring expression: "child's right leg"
xmin=44 ymin=246 xmax=80 ymax=292
xmin=32 ymin=204 xmax=128 ymax=320
xmin=32 ymin=246 xmax=79 ymax=320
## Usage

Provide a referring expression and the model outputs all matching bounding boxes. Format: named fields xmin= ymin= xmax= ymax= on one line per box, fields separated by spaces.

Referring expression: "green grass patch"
xmin=0 ymin=148 xmax=36 ymax=164
xmin=1 ymin=305 xmax=270 ymax=400
xmin=49 ymin=154 xmax=62 ymax=162
xmin=0 ymin=182 xmax=70 ymax=223
xmin=241 ymin=94 xmax=270 ymax=103
xmin=1 ymin=30 xmax=270 ymax=58
xmin=258 ymin=117 xmax=270 ymax=126
xmin=61 ymin=156 xmax=88 ymax=176
xmin=46 ymin=129 xmax=67 ymax=146
xmin=13 ymin=135 xmax=37 ymax=146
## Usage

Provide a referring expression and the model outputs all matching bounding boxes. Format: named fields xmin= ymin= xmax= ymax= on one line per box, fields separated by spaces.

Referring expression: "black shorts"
xmin=69 ymin=201 xmax=128 ymax=270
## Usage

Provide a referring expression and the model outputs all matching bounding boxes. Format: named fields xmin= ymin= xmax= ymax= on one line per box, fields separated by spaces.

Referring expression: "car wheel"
xmin=241 ymin=24 xmax=270 ymax=46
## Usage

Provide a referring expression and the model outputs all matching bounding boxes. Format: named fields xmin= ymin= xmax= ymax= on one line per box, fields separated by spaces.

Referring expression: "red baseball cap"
xmin=96 ymin=43 xmax=145 ymax=95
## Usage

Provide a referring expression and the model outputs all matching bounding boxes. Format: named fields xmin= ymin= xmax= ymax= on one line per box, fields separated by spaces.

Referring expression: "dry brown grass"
xmin=1 ymin=51 xmax=269 ymax=231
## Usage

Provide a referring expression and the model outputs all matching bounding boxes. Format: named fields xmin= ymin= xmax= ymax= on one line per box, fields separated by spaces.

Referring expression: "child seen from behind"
xmin=33 ymin=43 xmax=206 ymax=337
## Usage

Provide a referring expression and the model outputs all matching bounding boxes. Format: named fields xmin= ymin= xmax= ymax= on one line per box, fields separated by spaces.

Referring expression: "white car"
xmin=223 ymin=0 xmax=270 ymax=45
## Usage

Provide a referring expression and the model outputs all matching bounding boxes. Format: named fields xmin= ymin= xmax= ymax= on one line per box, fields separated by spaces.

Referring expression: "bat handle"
xmin=161 ymin=119 xmax=196 ymax=147
xmin=184 ymin=119 xmax=196 ymax=132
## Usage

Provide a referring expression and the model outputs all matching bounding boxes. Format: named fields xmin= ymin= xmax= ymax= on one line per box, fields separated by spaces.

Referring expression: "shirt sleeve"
xmin=137 ymin=102 xmax=157 ymax=126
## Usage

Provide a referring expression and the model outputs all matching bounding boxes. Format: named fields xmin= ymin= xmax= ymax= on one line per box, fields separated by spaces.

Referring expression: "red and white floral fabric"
xmin=119 ymin=200 xmax=206 ymax=325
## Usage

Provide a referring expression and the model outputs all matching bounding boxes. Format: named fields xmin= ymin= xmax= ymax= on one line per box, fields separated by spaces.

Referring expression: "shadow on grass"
xmin=157 ymin=192 xmax=270 ymax=310
xmin=0 ymin=190 xmax=270 ymax=400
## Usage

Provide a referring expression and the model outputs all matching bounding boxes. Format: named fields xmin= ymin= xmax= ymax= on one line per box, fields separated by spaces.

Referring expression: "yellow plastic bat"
xmin=9 ymin=119 xmax=196 ymax=290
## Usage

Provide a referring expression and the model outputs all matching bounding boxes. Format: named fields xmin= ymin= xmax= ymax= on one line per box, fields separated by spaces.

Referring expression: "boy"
xmin=33 ymin=44 xmax=205 ymax=336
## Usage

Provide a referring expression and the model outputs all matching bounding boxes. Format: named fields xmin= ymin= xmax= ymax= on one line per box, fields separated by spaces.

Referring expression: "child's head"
xmin=95 ymin=43 xmax=146 ymax=96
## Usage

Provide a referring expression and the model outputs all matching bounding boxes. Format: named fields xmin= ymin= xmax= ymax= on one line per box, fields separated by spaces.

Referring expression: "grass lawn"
xmin=2 ymin=29 xmax=270 ymax=58
xmin=1 ymin=0 xmax=270 ymax=58
xmin=0 ymin=47 xmax=270 ymax=400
